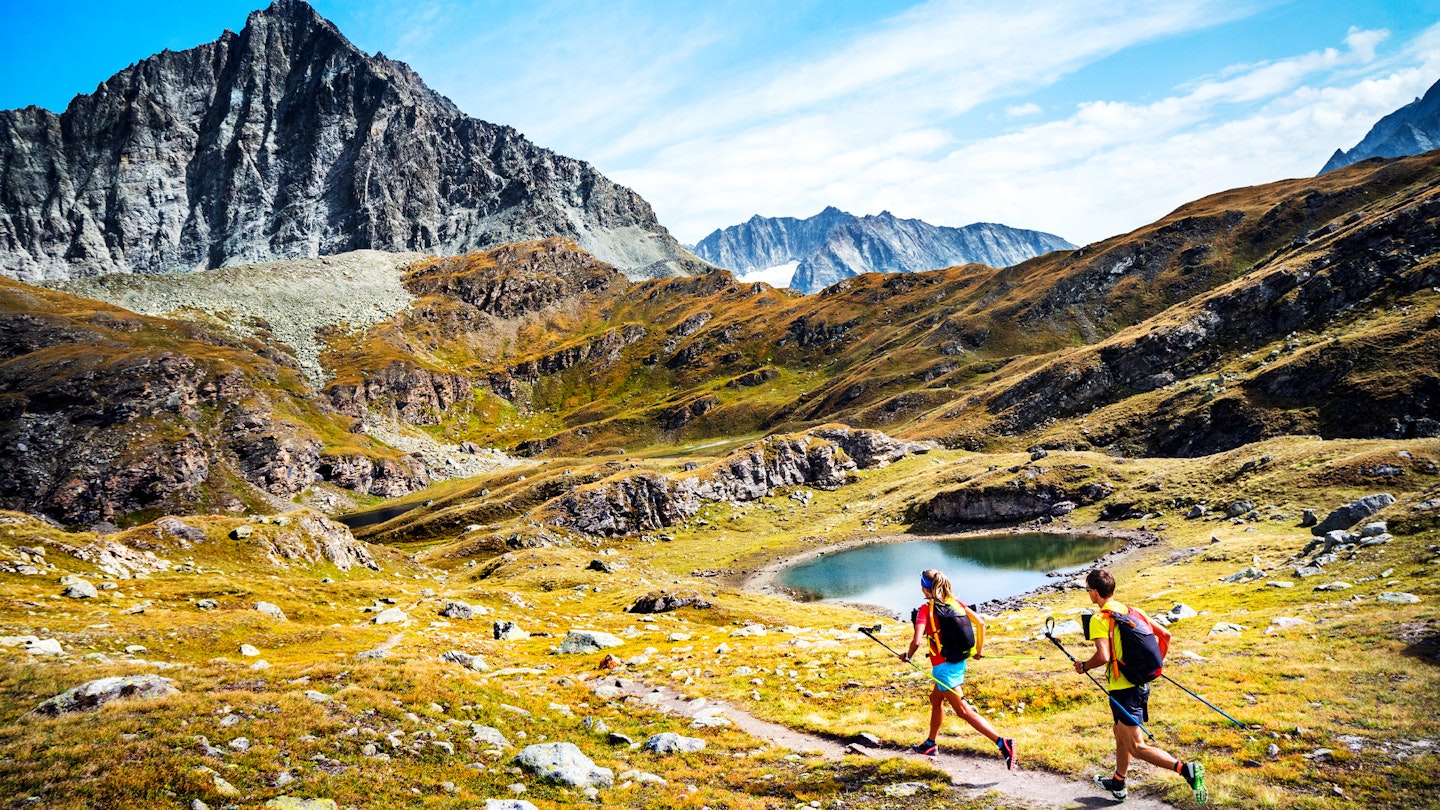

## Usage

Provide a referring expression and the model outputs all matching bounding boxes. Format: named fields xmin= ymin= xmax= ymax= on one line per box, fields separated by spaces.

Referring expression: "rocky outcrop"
xmin=544 ymin=427 xmax=921 ymax=536
xmin=1312 ymin=493 xmax=1396 ymax=536
xmin=317 ymin=453 xmax=429 ymax=497
xmin=1321 ymin=77 xmax=1440 ymax=174
xmin=694 ymin=207 xmax=1073 ymax=293
xmin=34 ymin=675 xmax=179 ymax=715
xmin=257 ymin=513 xmax=381 ymax=571
xmin=809 ymin=425 xmax=932 ymax=468
xmin=927 ymin=481 xmax=1113 ymax=524
xmin=327 ymin=363 xmax=474 ymax=425
xmin=0 ymin=1 xmax=707 ymax=282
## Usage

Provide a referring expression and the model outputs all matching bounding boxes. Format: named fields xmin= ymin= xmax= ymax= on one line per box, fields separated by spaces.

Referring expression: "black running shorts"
xmin=1109 ymin=684 xmax=1150 ymax=726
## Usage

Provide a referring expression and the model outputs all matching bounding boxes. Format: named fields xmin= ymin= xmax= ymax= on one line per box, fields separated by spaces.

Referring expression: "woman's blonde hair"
xmin=921 ymin=569 xmax=953 ymax=603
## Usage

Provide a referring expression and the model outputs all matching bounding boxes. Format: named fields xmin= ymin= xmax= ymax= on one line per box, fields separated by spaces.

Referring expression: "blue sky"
xmin=4 ymin=1 xmax=1440 ymax=246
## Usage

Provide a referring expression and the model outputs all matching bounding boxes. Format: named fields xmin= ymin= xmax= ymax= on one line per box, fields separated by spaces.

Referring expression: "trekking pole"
xmin=1160 ymin=674 xmax=1248 ymax=729
xmin=858 ymin=625 xmax=954 ymax=693
xmin=1043 ymin=617 xmax=1157 ymax=742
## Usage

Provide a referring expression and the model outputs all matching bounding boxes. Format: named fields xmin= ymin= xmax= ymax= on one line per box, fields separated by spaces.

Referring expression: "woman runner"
xmin=900 ymin=568 xmax=1016 ymax=769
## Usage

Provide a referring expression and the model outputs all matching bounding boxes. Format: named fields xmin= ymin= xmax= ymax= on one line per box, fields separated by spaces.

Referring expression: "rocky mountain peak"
xmin=0 ymin=2 xmax=707 ymax=282
xmin=1320 ymin=75 xmax=1440 ymax=174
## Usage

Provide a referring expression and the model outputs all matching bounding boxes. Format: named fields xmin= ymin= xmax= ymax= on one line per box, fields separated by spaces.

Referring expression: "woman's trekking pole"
xmin=858 ymin=625 xmax=954 ymax=693
xmin=1161 ymin=674 xmax=1248 ymax=729
xmin=1042 ymin=617 xmax=1157 ymax=742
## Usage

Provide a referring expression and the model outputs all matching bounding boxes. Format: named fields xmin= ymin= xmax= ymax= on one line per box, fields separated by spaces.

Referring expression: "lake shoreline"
xmin=741 ymin=522 xmax=1160 ymax=619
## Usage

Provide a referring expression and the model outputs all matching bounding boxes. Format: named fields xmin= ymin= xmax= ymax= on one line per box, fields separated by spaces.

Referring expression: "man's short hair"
xmin=1086 ymin=569 xmax=1116 ymax=599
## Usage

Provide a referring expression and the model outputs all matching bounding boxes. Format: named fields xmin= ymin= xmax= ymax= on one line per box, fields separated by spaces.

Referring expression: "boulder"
xmin=587 ymin=559 xmax=614 ymax=574
xmin=557 ymin=630 xmax=624 ymax=654
xmin=513 ymin=742 xmax=613 ymax=788
xmin=1221 ymin=567 xmax=1264 ymax=583
xmin=255 ymin=601 xmax=287 ymax=620
xmin=1300 ymin=509 xmax=1318 ymax=527
xmin=1359 ymin=522 xmax=1388 ymax=537
xmin=1208 ymin=622 xmax=1246 ymax=636
xmin=1047 ymin=619 xmax=1083 ymax=637
xmin=440 ymin=600 xmax=480 ymax=620
xmin=1265 ymin=617 xmax=1313 ymax=635
xmin=1314 ymin=581 xmax=1353 ymax=592
xmin=1378 ymin=592 xmax=1421 ymax=604
xmin=239 ymin=644 xmax=261 ymax=657
xmin=1186 ymin=505 xmax=1208 ymax=519
xmin=35 ymin=675 xmax=178 ymax=715
xmin=494 ymin=621 xmax=529 ymax=641
xmin=472 ymin=725 xmax=512 ymax=748
xmin=62 ymin=579 xmax=98 ymax=599
xmin=440 ymin=650 xmax=489 ymax=671
xmin=1312 ymin=494 xmax=1396 ymax=536
xmin=643 ymin=732 xmax=706 ymax=754
xmin=231 ymin=525 xmax=254 ymax=540
xmin=1225 ymin=500 xmax=1257 ymax=518
xmin=372 ymin=607 xmax=409 ymax=625
xmin=196 ymin=599 xmax=219 ymax=610
xmin=483 ymin=801 xmax=538 ymax=810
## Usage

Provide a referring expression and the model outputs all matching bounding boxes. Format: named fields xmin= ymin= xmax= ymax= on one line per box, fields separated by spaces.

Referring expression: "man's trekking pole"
xmin=1161 ymin=674 xmax=1248 ymax=729
xmin=858 ymin=624 xmax=954 ymax=693
xmin=1042 ymin=617 xmax=1157 ymax=742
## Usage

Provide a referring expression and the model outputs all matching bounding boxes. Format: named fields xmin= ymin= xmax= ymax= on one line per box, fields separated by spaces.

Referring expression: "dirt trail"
xmin=594 ymin=677 xmax=1180 ymax=809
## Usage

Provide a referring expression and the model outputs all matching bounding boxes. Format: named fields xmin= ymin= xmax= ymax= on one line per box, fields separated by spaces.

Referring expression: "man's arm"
xmin=1074 ymin=636 xmax=1111 ymax=675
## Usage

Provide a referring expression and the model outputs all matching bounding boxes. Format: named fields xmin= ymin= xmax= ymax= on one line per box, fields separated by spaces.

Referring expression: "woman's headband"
xmin=920 ymin=573 xmax=934 ymax=590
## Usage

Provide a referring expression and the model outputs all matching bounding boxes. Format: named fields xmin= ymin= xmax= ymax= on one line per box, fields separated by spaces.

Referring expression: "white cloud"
xmin=1005 ymin=102 xmax=1043 ymax=119
xmin=616 ymin=12 xmax=1440 ymax=247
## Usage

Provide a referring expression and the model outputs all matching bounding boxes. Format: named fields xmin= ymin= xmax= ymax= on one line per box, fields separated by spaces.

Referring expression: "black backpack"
xmin=912 ymin=599 xmax=976 ymax=663
xmin=1084 ymin=606 xmax=1168 ymax=685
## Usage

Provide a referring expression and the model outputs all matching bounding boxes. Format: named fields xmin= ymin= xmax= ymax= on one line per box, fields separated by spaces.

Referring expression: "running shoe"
xmin=910 ymin=739 xmax=937 ymax=756
xmin=997 ymin=737 xmax=1017 ymax=770
xmin=1094 ymin=773 xmax=1127 ymax=801
xmin=1181 ymin=761 xmax=1207 ymax=805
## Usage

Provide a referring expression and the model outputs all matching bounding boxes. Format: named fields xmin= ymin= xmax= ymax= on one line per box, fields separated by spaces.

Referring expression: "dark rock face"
xmin=693 ymin=207 xmax=1073 ymax=293
xmin=1321 ymin=78 xmax=1440 ymax=174
xmin=627 ymin=592 xmax=712 ymax=614
xmin=544 ymin=427 xmax=922 ymax=536
xmin=328 ymin=363 xmax=473 ymax=425
xmin=317 ymin=453 xmax=429 ymax=497
xmin=0 ymin=1 xmax=706 ymax=282
xmin=1312 ymin=493 xmax=1396 ymax=536
xmin=927 ymin=481 xmax=1113 ymax=524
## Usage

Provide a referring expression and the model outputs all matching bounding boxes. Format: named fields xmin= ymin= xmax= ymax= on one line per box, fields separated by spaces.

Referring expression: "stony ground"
xmin=51 ymin=250 xmax=427 ymax=385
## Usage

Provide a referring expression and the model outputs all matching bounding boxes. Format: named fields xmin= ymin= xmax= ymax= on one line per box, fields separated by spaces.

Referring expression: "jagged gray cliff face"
xmin=693 ymin=207 xmax=1073 ymax=293
xmin=1321 ymin=76 xmax=1440 ymax=174
xmin=0 ymin=0 xmax=708 ymax=283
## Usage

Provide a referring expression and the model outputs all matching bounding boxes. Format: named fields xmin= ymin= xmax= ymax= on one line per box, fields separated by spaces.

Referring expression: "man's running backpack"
xmin=919 ymin=599 xmax=977 ymax=663
xmin=1087 ymin=605 xmax=1170 ymax=685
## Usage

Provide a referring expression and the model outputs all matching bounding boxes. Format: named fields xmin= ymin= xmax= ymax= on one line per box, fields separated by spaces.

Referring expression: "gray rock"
xmin=1047 ymin=619 xmax=1083 ymax=637
xmin=643 ymin=732 xmax=706 ymax=754
xmin=231 ymin=525 xmax=254 ymax=540
xmin=1208 ymin=622 xmax=1246 ymax=636
xmin=262 ymin=799 xmax=340 ymax=810
xmin=1050 ymin=500 xmax=1077 ymax=517
xmin=255 ymin=601 xmax=287 ymax=620
xmin=586 ymin=559 xmax=615 ymax=574
xmin=439 ymin=600 xmax=477 ymax=620
xmin=62 ymin=579 xmax=98 ymax=599
xmin=493 ymin=621 xmax=529 ymax=641
xmin=1265 ymin=617 xmax=1313 ymax=634
xmin=35 ymin=675 xmax=179 ymax=715
xmin=472 ymin=725 xmax=512 ymax=748
xmin=440 ymin=651 xmax=489 ymax=671
xmin=607 ymin=732 xmax=634 ymax=746
xmin=1377 ymin=592 xmax=1421 ymax=604
xmin=1161 ymin=604 xmax=1198 ymax=625
xmin=513 ymin=742 xmax=613 ymax=788
xmin=1300 ymin=508 xmax=1318 ymax=527
xmin=1312 ymin=494 xmax=1396 ymax=536
xmin=1314 ymin=581 xmax=1354 ymax=592
xmin=303 ymin=690 xmax=330 ymax=703
xmin=557 ymin=630 xmax=624 ymax=654
xmin=196 ymin=599 xmax=219 ymax=610
xmin=1360 ymin=522 xmax=1388 ymax=537
xmin=482 ymin=801 xmax=538 ymax=810
xmin=372 ymin=607 xmax=408 ymax=625
xmin=1294 ymin=565 xmax=1325 ymax=578
xmin=1221 ymin=567 xmax=1264 ymax=583
xmin=240 ymin=644 xmax=261 ymax=657
xmin=1186 ymin=505 xmax=1208 ymax=519
xmin=1225 ymin=499 xmax=1257 ymax=518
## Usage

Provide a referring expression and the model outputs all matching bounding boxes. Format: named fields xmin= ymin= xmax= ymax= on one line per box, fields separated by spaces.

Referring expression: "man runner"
xmin=1076 ymin=569 xmax=1207 ymax=804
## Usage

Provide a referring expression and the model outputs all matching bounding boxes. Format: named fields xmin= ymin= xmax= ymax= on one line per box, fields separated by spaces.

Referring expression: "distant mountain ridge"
xmin=1320 ymin=76 xmax=1440 ymax=174
xmin=0 ymin=0 xmax=708 ymax=282
xmin=693 ymin=207 xmax=1074 ymax=293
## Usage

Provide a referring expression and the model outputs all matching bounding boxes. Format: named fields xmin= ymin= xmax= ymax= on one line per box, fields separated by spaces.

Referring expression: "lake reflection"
xmin=776 ymin=533 xmax=1120 ymax=616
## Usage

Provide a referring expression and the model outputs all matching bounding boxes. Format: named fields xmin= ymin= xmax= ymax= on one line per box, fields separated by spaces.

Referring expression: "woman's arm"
xmin=903 ymin=610 xmax=925 ymax=662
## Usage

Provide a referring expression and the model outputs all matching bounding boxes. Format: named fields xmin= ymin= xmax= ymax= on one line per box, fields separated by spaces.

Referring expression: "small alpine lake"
xmin=775 ymin=533 xmax=1122 ymax=617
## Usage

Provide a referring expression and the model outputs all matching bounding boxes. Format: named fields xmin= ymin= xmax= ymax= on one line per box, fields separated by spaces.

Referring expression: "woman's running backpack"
xmin=918 ymin=599 xmax=978 ymax=663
